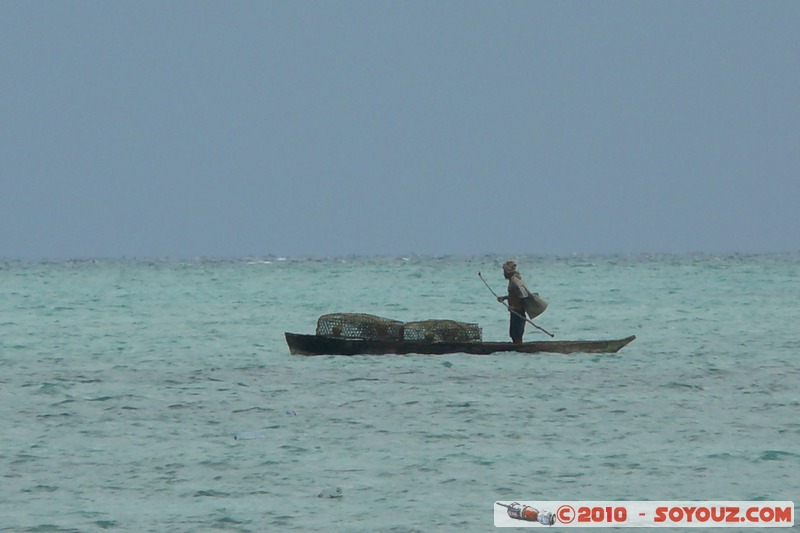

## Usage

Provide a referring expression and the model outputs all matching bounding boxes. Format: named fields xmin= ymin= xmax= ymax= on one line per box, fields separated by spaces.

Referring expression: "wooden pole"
xmin=478 ymin=271 xmax=555 ymax=338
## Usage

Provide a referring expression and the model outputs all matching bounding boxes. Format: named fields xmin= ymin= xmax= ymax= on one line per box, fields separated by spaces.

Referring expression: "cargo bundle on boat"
xmin=285 ymin=313 xmax=635 ymax=356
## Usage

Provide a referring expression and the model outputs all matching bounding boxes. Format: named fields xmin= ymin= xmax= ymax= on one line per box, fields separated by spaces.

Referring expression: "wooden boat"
xmin=285 ymin=332 xmax=636 ymax=356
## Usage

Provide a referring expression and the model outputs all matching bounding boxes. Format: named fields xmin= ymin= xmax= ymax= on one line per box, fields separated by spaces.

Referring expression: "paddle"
xmin=478 ymin=271 xmax=555 ymax=338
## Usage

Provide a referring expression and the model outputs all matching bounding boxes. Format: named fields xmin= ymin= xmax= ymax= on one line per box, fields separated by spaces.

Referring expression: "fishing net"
xmin=315 ymin=314 xmax=483 ymax=343
xmin=403 ymin=319 xmax=482 ymax=343
xmin=316 ymin=313 xmax=404 ymax=341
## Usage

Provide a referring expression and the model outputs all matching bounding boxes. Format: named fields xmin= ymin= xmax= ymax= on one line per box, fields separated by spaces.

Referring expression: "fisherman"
xmin=497 ymin=260 xmax=534 ymax=344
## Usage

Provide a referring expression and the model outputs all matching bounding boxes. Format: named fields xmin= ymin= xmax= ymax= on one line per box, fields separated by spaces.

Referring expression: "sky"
xmin=2 ymin=1 xmax=798 ymax=259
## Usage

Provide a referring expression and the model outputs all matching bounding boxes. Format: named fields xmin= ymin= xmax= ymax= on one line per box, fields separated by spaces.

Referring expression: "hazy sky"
xmin=2 ymin=1 xmax=798 ymax=259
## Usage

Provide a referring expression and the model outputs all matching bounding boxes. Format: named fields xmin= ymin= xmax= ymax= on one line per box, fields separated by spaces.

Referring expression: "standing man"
xmin=497 ymin=260 xmax=533 ymax=344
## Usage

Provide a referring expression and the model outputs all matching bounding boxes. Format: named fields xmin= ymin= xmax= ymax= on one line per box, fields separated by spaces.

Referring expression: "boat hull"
xmin=285 ymin=333 xmax=635 ymax=356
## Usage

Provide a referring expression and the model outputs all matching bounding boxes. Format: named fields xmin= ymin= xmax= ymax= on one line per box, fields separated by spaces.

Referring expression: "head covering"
xmin=502 ymin=260 xmax=517 ymax=276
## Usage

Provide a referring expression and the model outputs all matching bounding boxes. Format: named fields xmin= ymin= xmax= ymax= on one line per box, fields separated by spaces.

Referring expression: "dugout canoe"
xmin=284 ymin=332 xmax=636 ymax=356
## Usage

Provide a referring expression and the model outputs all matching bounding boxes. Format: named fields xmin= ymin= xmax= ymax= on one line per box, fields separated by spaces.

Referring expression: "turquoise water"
xmin=1 ymin=255 xmax=798 ymax=532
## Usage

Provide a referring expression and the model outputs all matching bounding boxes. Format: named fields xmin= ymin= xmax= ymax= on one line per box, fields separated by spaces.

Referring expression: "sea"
xmin=1 ymin=254 xmax=798 ymax=532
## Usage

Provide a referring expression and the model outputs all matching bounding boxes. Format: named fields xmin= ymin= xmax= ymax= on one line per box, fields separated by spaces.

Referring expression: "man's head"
xmin=502 ymin=260 xmax=517 ymax=279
